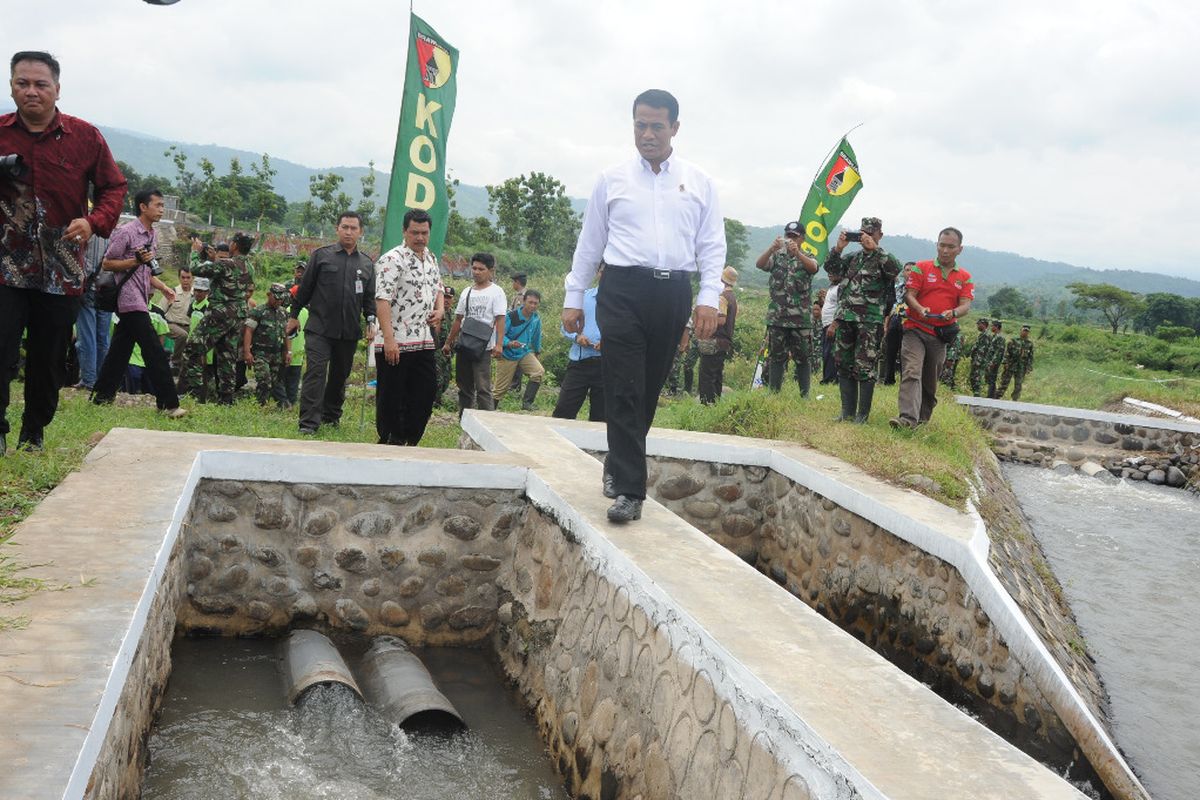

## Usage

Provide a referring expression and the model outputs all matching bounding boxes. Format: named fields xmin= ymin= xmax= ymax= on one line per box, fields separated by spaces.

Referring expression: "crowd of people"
xmin=2 ymin=51 xmax=1037 ymax=530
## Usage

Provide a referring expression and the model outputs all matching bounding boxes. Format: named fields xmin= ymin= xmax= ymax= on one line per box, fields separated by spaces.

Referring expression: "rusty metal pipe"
xmin=280 ymin=629 xmax=363 ymax=704
xmin=357 ymin=636 xmax=466 ymax=732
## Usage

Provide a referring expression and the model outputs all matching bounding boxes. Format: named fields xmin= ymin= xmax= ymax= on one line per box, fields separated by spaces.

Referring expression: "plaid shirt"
xmin=0 ymin=110 xmax=126 ymax=295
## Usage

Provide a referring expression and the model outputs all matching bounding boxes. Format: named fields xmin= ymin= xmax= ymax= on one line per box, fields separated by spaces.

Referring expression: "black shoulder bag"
xmin=454 ymin=288 xmax=494 ymax=361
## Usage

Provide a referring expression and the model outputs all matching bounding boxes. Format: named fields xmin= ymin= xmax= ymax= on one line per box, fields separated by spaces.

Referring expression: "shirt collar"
xmin=637 ymin=153 xmax=674 ymax=174
xmin=1 ymin=109 xmax=67 ymax=134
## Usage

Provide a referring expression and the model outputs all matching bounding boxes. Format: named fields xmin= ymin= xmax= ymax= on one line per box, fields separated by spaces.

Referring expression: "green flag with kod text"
xmin=381 ymin=13 xmax=459 ymax=257
xmin=795 ymin=137 xmax=863 ymax=264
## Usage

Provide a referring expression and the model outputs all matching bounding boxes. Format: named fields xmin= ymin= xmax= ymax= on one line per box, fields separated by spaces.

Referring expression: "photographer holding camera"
xmin=823 ymin=216 xmax=903 ymax=424
xmin=889 ymin=227 xmax=974 ymax=430
xmin=0 ymin=51 xmax=127 ymax=454
xmin=91 ymin=188 xmax=185 ymax=418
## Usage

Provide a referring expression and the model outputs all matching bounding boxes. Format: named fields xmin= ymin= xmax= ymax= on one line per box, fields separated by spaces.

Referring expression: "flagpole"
xmin=806 ymin=122 xmax=865 ymax=188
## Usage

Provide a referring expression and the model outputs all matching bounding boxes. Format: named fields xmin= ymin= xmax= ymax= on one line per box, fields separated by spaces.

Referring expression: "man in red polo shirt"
xmin=890 ymin=227 xmax=974 ymax=429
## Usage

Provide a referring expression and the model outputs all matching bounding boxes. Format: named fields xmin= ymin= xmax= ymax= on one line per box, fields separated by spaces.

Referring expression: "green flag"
xmin=796 ymin=137 xmax=863 ymax=264
xmin=381 ymin=13 xmax=459 ymax=257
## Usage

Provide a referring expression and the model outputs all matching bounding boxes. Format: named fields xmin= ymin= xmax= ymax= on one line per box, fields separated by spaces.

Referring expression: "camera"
xmin=0 ymin=153 xmax=25 ymax=180
xmin=149 ymin=257 xmax=163 ymax=276
xmin=845 ymin=230 xmax=863 ymax=243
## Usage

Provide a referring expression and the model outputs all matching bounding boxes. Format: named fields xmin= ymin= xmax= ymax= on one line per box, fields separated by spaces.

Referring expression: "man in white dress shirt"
xmin=563 ymin=89 xmax=726 ymax=523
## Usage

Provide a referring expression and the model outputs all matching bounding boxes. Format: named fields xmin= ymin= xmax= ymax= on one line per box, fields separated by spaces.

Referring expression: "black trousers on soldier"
xmin=375 ymin=348 xmax=437 ymax=446
xmin=94 ymin=311 xmax=180 ymax=410
xmin=0 ymin=286 xmax=79 ymax=438
xmin=299 ymin=333 xmax=359 ymax=431
xmin=596 ymin=268 xmax=692 ymax=500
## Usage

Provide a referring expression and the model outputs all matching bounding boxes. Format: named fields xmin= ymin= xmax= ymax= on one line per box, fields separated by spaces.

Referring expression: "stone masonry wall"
xmin=967 ymin=404 xmax=1200 ymax=464
xmin=644 ymin=456 xmax=1106 ymax=783
xmin=86 ymin=535 xmax=185 ymax=800
xmin=178 ymin=480 xmax=526 ymax=644
xmin=495 ymin=507 xmax=820 ymax=800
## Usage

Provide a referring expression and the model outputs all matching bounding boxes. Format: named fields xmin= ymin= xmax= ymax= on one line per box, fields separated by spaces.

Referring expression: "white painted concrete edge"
xmin=62 ymin=448 xmax=532 ymax=800
xmin=956 ymin=395 xmax=1200 ymax=434
xmin=63 ymin=455 xmax=202 ymax=800
xmin=533 ymin=426 xmax=1146 ymax=800
xmin=1122 ymin=397 xmax=1200 ymax=423
xmin=521 ymin=469 xmax=884 ymax=800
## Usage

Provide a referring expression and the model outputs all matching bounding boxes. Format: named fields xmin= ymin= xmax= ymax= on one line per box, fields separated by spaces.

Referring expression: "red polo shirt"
xmin=903 ymin=260 xmax=974 ymax=334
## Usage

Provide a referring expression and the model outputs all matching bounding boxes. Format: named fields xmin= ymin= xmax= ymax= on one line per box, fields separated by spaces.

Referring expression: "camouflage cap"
xmin=861 ymin=216 xmax=882 ymax=230
xmin=992 ymin=319 xmax=1003 ymax=329
xmin=269 ymin=282 xmax=289 ymax=300
xmin=977 ymin=317 xmax=989 ymax=325
xmin=193 ymin=277 xmax=211 ymax=291
xmin=1021 ymin=324 xmax=1031 ymax=331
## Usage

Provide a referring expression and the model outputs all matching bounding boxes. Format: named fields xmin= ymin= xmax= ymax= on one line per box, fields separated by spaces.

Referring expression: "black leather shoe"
xmin=606 ymin=495 xmax=643 ymax=523
xmin=602 ymin=471 xmax=618 ymax=499
xmin=17 ymin=427 xmax=44 ymax=452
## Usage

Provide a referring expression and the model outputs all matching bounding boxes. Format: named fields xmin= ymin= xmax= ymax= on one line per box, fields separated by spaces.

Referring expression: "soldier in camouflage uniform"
xmin=243 ymin=283 xmax=291 ymax=406
xmin=939 ymin=328 xmax=964 ymax=390
xmin=823 ymin=217 xmax=903 ymax=423
xmin=985 ymin=319 xmax=1006 ymax=399
xmin=756 ymin=220 xmax=818 ymax=396
xmin=177 ymin=233 xmax=255 ymax=404
xmin=997 ymin=323 xmax=1035 ymax=400
xmin=966 ymin=317 xmax=992 ymax=396
xmin=663 ymin=324 xmax=695 ymax=396
xmin=434 ymin=285 xmax=456 ymax=407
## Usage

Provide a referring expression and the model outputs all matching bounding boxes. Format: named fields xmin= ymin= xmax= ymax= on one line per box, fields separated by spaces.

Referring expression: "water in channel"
xmin=142 ymin=637 xmax=567 ymax=800
xmin=1003 ymin=463 xmax=1200 ymax=800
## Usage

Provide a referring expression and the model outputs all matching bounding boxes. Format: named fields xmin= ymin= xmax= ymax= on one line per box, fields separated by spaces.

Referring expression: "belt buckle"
xmin=651 ymin=268 xmax=671 ymax=280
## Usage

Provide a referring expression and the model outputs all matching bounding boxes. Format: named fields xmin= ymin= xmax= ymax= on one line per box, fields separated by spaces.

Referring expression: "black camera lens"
xmin=0 ymin=153 xmax=25 ymax=179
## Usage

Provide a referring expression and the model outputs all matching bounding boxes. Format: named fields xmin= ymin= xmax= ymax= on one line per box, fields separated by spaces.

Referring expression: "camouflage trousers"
xmin=809 ymin=328 xmax=822 ymax=374
xmin=435 ymin=348 xmax=453 ymax=406
xmin=997 ymin=365 xmax=1029 ymax=401
xmin=939 ymin=358 xmax=959 ymax=390
xmin=766 ymin=325 xmax=811 ymax=388
xmin=252 ymin=352 xmax=286 ymax=405
xmin=834 ymin=320 xmax=884 ymax=382
xmin=665 ymin=340 xmax=699 ymax=395
xmin=177 ymin=305 xmax=240 ymax=403
xmin=985 ymin=363 xmax=1002 ymax=399
xmin=968 ymin=357 xmax=989 ymax=396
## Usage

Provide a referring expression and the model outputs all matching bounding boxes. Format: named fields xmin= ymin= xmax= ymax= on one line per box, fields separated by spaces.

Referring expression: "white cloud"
xmin=10 ymin=0 xmax=1199 ymax=276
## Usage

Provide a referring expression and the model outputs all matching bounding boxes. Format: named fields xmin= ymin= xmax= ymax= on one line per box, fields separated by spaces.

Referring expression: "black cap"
xmin=784 ymin=221 xmax=803 ymax=237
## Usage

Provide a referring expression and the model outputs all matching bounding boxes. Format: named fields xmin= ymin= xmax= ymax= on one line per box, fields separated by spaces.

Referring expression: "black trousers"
xmin=94 ymin=311 xmax=181 ymax=410
xmin=0 ymin=285 xmax=80 ymax=437
xmin=596 ymin=269 xmax=692 ymax=499
xmin=698 ymin=352 xmax=726 ymax=404
xmin=299 ymin=333 xmax=359 ymax=431
xmin=821 ymin=324 xmax=838 ymax=383
xmin=375 ymin=347 xmax=437 ymax=446
xmin=552 ymin=356 xmax=605 ymax=421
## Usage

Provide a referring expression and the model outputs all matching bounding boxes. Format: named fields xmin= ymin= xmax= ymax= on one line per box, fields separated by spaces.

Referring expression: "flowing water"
xmin=1004 ymin=464 xmax=1200 ymax=800
xmin=142 ymin=638 xmax=567 ymax=800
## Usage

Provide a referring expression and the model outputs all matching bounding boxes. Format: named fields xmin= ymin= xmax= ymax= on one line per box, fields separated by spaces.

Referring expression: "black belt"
xmin=602 ymin=263 xmax=692 ymax=281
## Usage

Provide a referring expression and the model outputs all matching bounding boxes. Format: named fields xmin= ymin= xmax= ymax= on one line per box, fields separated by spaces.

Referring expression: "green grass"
xmin=654 ymin=383 xmax=988 ymax=509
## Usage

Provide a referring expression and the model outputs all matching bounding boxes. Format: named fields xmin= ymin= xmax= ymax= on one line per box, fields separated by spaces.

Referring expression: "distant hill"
xmin=15 ymin=115 xmax=1194 ymax=304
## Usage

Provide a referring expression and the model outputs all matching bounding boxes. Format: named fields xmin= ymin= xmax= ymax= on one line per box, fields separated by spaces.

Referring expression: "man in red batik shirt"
xmin=890 ymin=227 xmax=974 ymax=430
xmin=0 ymin=51 xmax=126 ymax=454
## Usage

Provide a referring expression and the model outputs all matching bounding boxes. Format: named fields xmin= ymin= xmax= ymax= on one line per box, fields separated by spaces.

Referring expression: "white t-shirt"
xmin=821 ymin=283 xmax=841 ymax=327
xmin=455 ymin=283 xmax=507 ymax=348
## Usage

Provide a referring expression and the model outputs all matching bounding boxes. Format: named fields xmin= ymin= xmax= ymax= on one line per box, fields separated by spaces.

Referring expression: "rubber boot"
xmin=521 ymin=379 xmax=541 ymax=411
xmin=796 ymin=360 xmax=811 ymax=398
xmin=767 ymin=360 xmax=785 ymax=392
xmin=854 ymin=380 xmax=875 ymax=424
xmin=836 ymin=377 xmax=857 ymax=421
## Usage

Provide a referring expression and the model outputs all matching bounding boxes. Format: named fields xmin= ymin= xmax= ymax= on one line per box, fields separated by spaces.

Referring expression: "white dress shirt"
xmin=821 ymin=283 xmax=841 ymax=327
xmin=565 ymin=153 xmax=726 ymax=310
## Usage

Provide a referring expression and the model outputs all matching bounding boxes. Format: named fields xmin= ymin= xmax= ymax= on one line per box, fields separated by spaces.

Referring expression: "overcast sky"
xmin=10 ymin=0 xmax=1199 ymax=276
